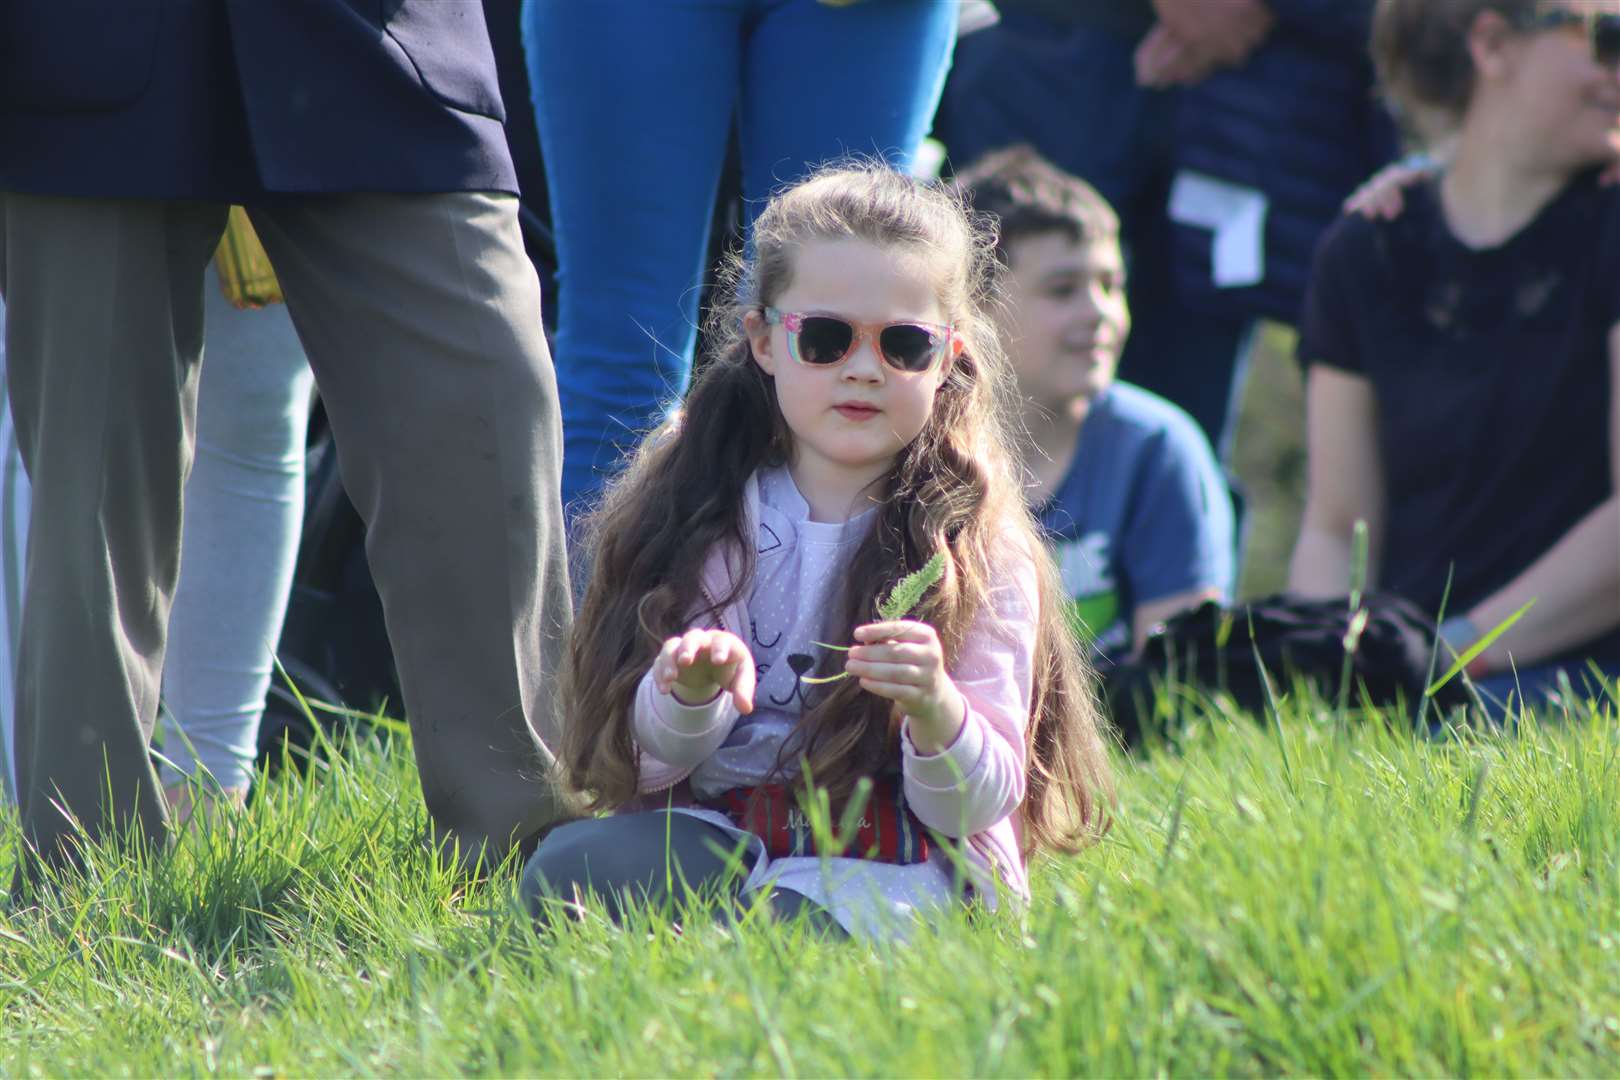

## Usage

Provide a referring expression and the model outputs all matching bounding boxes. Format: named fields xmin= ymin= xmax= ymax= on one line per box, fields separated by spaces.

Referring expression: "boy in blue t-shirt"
xmin=958 ymin=147 xmax=1235 ymax=667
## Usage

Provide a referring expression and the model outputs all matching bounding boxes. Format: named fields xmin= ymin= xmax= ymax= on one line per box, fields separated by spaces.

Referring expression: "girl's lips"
xmin=834 ymin=404 xmax=881 ymax=420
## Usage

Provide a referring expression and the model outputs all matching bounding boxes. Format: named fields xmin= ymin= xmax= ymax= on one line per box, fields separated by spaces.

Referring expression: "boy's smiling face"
xmin=997 ymin=229 xmax=1131 ymax=419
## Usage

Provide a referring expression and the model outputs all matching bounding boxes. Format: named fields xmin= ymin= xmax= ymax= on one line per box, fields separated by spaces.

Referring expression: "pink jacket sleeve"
xmin=899 ymin=543 xmax=1039 ymax=837
xmin=631 ymin=664 xmax=741 ymax=790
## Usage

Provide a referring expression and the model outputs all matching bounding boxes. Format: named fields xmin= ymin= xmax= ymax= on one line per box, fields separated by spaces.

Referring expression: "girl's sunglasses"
xmin=762 ymin=308 xmax=956 ymax=374
xmin=1516 ymin=7 xmax=1620 ymax=69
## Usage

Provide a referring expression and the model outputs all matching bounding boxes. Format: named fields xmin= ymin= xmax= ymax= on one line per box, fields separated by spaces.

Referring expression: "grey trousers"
xmin=0 ymin=191 xmax=573 ymax=870
xmin=522 ymin=811 xmax=843 ymax=933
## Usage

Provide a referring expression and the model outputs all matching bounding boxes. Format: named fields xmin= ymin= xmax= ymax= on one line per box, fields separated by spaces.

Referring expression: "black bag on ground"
xmin=1102 ymin=592 xmax=1472 ymax=747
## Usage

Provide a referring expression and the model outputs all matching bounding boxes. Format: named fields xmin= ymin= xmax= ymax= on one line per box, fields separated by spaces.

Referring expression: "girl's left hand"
xmin=846 ymin=621 xmax=965 ymax=751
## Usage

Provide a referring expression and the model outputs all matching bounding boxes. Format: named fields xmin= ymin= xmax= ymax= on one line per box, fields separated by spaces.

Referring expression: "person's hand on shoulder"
xmin=1348 ymin=146 xmax=1619 ymax=224
xmin=1343 ymin=159 xmax=1439 ymax=221
xmin=654 ymin=629 xmax=756 ymax=713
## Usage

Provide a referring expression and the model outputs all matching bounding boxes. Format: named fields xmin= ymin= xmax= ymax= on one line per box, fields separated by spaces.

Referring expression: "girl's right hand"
xmin=653 ymin=629 xmax=756 ymax=714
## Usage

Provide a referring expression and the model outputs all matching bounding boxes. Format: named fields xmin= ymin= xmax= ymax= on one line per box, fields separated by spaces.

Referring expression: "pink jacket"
xmin=629 ymin=474 xmax=1040 ymax=904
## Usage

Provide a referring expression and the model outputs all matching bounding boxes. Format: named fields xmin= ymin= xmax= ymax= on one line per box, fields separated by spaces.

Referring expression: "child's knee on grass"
xmin=519 ymin=812 xmax=742 ymax=924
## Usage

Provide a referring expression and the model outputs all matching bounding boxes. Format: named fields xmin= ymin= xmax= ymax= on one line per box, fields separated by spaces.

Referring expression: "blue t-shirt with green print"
xmin=1036 ymin=383 xmax=1236 ymax=668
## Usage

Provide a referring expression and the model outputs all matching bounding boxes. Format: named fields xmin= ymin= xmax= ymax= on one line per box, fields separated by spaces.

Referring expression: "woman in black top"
xmin=1291 ymin=0 xmax=1620 ymax=713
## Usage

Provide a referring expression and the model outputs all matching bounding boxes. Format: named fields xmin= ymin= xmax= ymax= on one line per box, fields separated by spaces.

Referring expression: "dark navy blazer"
xmin=0 ymin=0 xmax=517 ymax=200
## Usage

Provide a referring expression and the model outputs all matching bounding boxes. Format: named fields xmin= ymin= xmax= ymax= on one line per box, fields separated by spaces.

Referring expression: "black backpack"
xmin=1101 ymin=592 xmax=1474 ymax=747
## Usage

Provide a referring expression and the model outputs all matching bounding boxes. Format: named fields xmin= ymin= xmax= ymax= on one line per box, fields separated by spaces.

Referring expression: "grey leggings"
xmin=521 ymin=811 xmax=843 ymax=933
xmin=156 ymin=281 xmax=314 ymax=793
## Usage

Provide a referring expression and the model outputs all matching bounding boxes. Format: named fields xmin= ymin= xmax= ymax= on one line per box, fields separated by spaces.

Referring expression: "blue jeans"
xmin=1469 ymin=652 xmax=1620 ymax=726
xmin=933 ymin=15 xmax=1253 ymax=459
xmin=522 ymin=0 xmax=958 ymax=518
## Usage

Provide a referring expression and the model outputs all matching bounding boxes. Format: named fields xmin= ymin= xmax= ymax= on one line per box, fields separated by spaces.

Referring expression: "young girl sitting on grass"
xmin=522 ymin=165 xmax=1113 ymax=938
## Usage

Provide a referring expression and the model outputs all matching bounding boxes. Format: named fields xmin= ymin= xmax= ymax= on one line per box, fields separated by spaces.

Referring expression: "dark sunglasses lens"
xmin=1595 ymin=15 xmax=1620 ymax=67
xmin=879 ymin=324 xmax=939 ymax=372
xmin=796 ymin=317 xmax=855 ymax=365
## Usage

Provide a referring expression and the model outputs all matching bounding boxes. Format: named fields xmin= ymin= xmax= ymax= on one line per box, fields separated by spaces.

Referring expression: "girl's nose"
xmin=841 ymin=333 xmax=886 ymax=381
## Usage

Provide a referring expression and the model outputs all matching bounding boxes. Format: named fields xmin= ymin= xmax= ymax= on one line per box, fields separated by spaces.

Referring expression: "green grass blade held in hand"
xmin=878 ymin=551 xmax=946 ymax=622
xmin=806 ymin=551 xmax=947 ymax=683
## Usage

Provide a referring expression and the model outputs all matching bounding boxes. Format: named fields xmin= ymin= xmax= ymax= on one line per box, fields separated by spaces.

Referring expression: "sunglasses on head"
xmin=762 ymin=308 xmax=955 ymax=374
xmin=1516 ymin=6 xmax=1620 ymax=69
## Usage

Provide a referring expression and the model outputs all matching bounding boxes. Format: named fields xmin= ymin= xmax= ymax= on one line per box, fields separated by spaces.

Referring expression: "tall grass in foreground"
xmin=1 ymin=689 xmax=1617 ymax=1077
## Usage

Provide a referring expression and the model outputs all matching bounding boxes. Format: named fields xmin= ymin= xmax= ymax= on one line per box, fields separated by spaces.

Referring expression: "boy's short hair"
xmin=955 ymin=145 xmax=1121 ymax=266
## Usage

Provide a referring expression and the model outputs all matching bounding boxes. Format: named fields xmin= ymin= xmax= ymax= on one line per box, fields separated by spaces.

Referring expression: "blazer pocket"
xmin=0 ymin=1 xmax=162 ymax=111
xmin=380 ymin=0 xmax=505 ymax=121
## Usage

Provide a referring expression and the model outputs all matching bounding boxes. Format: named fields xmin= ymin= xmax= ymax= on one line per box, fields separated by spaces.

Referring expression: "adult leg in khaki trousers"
xmin=2 ymin=190 xmax=572 ymax=878
xmin=248 ymin=192 xmax=573 ymax=863
xmin=2 ymin=194 xmax=227 ymax=870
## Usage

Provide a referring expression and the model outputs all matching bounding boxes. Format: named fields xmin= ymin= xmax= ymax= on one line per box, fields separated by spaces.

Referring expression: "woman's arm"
xmin=1288 ymin=365 xmax=1386 ymax=597
xmin=1464 ymin=329 xmax=1620 ymax=670
xmin=1465 ymin=499 xmax=1620 ymax=670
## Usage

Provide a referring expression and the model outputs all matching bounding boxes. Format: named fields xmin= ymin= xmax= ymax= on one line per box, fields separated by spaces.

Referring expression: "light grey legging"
xmin=155 ymin=282 xmax=314 ymax=794
xmin=0 ymin=275 xmax=312 ymax=799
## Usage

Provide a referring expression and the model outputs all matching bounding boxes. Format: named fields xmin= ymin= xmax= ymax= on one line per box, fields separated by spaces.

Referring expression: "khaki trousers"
xmin=0 ymin=191 xmax=573 ymax=870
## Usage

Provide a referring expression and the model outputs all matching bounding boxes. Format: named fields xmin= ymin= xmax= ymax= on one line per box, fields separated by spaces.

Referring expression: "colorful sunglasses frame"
xmin=761 ymin=307 xmax=959 ymax=374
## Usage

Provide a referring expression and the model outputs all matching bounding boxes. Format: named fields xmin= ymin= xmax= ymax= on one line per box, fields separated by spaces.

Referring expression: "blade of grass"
xmin=1427 ymin=599 xmax=1536 ymax=696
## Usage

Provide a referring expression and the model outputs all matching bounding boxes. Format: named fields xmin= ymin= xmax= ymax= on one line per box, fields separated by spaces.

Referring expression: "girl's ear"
xmin=743 ymin=309 xmax=776 ymax=375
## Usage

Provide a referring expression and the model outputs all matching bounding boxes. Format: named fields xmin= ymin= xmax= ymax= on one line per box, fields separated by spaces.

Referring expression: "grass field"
xmin=3 ymin=686 xmax=1618 ymax=1076
xmin=4 ymin=324 xmax=1616 ymax=1076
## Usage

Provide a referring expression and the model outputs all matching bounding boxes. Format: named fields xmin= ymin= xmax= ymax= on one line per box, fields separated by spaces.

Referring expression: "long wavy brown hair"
xmin=561 ymin=164 xmax=1114 ymax=854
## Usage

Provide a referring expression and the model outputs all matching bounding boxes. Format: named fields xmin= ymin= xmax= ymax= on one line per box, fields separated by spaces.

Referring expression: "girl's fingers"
xmin=729 ymin=659 xmax=756 ymax=714
xmin=857 ymin=677 xmax=925 ymax=708
xmin=655 ymin=638 xmax=681 ymax=688
xmin=849 ymin=642 xmax=934 ymax=666
xmin=680 ymin=629 xmax=714 ymax=667
xmin=854 ymin=620 xmax=933 ymax=644
xmin=847 ymin=660 xmax=926 ymax=686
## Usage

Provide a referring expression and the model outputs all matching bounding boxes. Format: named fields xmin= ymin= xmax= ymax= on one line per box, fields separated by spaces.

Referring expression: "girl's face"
xmin=745 ymin=236 xmax=960 ymax=501
xmin=1485 ymin=2 xmax=1620 ymax=170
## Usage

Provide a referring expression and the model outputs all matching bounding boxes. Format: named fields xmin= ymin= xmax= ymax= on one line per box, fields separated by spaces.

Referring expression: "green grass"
xmin=3 ymin=687 xmax=1619 ymax=1077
